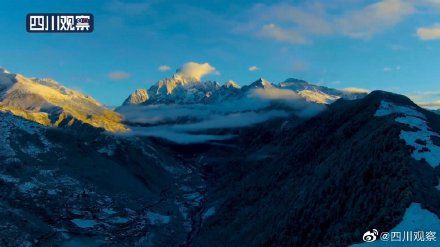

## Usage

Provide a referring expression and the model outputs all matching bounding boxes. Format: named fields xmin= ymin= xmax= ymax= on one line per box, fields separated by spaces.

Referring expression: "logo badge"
xmin=363 ymin=229 xmax=379 ymax=242
xmin=26 ymin=13 xmax=94 ymax=33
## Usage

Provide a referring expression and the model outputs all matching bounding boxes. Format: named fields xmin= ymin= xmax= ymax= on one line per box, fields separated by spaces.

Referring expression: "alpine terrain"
xmin=0 ymin=68 xmax=439 ymax=246
xmin=0 ymin=68 xmax=126 ymax=132
xmin=121 ymin=72 xmax=366 ymax=106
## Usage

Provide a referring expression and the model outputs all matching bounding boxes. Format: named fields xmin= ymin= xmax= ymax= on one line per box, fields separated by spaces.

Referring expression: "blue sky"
xmin=1 ymin=0 xmax=440 ymax=107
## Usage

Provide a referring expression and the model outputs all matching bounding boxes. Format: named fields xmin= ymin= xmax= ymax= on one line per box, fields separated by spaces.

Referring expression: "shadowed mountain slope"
xmin=194 ymin=91 xmax=440 ymax=246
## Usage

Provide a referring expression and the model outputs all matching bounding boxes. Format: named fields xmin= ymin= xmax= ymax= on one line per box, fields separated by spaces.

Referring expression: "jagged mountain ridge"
xmin=280 ymin=78 xmax=364 ymax=103
xmin=0 ymin=68 xmax=126 ymax=132
xmin=123 ymin=89 xmax=149 ymax=105
xmin=121 ymin=74 xmax=366 ymax=106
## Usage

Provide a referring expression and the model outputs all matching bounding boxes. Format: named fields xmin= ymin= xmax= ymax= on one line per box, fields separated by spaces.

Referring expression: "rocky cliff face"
xmin=123 ymin=89 xmax=149 ymax=105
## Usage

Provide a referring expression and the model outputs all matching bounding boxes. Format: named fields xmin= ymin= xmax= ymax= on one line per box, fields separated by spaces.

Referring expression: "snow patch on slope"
xmin=352 ymin=203 xmax=439 ymax=246
xmin=352 ymin=203 xmax=440 ymax=246
xmin=374 ymin=101 xmax=425 ymax=118
xmin=375 ymin=101 xmax=440 ymax=167
xmin=146 ymin=211 xmax=171 ymax=225
xmin=202 ymin=207 xmax=216 ymax=220
xmin=71 ymin=219 xmax=98 ymax=228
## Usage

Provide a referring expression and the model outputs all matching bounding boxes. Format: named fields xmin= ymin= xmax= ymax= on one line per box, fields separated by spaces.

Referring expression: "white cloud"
xmin=126 ymin=109 xmax=292 ymax=144
xmin=108 ymin=71 xmax=130 ymax=80
xmin=248 ymin=88 xmax=325 ymax=117
xmin=409 ymin=91 xmax=440 ymax=108
xmin=176 ymin=110 xmax=288 ymax=131
xmin=118 ymin=87 xmax=325 ymax=143
xmin=418 ymin=100 xmax=440 ymax=108
xmin=127 ymin=127 xmax=234 ymax=144
xmin=383 ymin=66 xmax=401 ymax=72
xmin=417 ymin=23 xmax=440 ymax=40
xmin=417 ymin=0 xmax=440 ymax=9
xmin=340 ymin=87 xmax=370 ymax=94
xmin=337 ymin=0 xmax=415 ymax=39
xmin=175 ymin=62 xmax=218 ymax=81
xmin=248 ymin=66 xmax=259 ymax=71
xmin=258 ymin=23 xmax=307 ymax=44
xmin=158 ymin=65 xmax=171 ymax=72
xmin=251 ymin=87 xmax=300 ymax=100
xmin=241 ymin=0 xmax=416 ymax=44
xmin=119 ymin=104 xmax=290 ymax=144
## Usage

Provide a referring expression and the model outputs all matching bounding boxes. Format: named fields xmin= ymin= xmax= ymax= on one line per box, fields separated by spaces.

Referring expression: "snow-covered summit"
xmin=242 ymin=78 xmax=273 ymax=91
xmin=123 ymin=89 xmax=149 ymax=105
xmin=122 ymin=75 xmax=366 ymax=107
xmin=278 ymin=78 xmax=366 ymax=104
xmin=0 ymin=68 xmax=126 ymax=132
xmin=279 ymin=78 xmax=309 ymax=88
xmin=143 ymin=75 xmax=221 ymax=105
xmin=223 ymin=80 xmax=240 ymax=89
xmin=375 ymin=99 xmax=440 ymax=168
xmin=0 ymin=68 xmax=16 ymax=89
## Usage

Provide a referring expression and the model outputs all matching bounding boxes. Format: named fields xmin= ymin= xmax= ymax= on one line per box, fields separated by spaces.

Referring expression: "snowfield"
xmin=352 ymin=203 xmax=440 ymax=246
xmin=375 ymin=101 xmax=440 ymax=168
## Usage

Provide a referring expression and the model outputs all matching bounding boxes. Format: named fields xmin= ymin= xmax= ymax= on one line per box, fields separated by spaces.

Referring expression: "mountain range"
xmin=0 ymin=68 xmax=439 ymax=246
xmin=121 ymin=73 xmax=367 ymax=106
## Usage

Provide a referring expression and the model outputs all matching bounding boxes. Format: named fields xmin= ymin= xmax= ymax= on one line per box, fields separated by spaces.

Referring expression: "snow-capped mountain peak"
xmin=0 ymin=68 xmax=16 ymax=89
xmin=0 ymin=68 xmax=126 ymax=132
xmin=121 ymin=75 xmax=366 ymax=107
xmin=278 ymin=78 xmax=366 ymax=104
xmin=172 ymin=72 xmax=199 ymax=84
xmin=0 ymin=67 xmax=11 ymax=73
xmin=279 ymin=78 xmax=309 ymax=88
xmin=123 ymin=89 xmax=149 ymax=105
xmin=249 ymin=77 xmax=273 ymax=88
xmin=223 ymin=80 xmax=240 ymax=89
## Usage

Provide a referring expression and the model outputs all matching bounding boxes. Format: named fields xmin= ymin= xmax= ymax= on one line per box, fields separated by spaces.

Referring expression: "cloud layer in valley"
xmin=118 ymin=86 xmax=325 ymax=143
